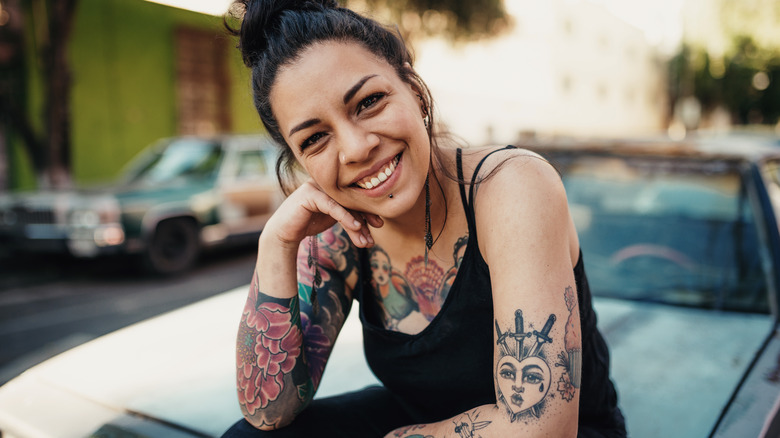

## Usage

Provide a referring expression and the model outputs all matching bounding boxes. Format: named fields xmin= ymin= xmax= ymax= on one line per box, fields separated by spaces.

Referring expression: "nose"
xmin=338 ymin=122 xmax=380 ymax=164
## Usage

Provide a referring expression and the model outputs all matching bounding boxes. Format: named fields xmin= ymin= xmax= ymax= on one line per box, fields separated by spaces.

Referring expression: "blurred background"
xmin=0 ymin=1 xmax=779 ymax=437
xmin=0 ymin=0 xmax=778 ymax=192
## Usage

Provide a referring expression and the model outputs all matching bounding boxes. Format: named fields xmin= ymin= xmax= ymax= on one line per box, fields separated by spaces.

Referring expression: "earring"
xmin=424 ymin=175 xmax=433 ymax=266
xmin=418 ymin=94 xmax=429 ymax=130
xmin=307 ymin=235 xmax=322 ymax=316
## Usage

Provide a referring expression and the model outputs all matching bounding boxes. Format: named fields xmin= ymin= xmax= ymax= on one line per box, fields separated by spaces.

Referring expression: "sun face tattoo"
xmin=495 ymin=311 xmax=556 ymax=421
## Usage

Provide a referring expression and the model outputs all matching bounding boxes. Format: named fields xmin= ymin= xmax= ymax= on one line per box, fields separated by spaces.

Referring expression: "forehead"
xmin=371 ymin=251 xmax=389 ymax=262
xmin=270 ymin=41 xmax=399 ymax=121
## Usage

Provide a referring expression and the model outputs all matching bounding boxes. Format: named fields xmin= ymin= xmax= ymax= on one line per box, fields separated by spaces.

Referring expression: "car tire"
xmin=144 ymin=218 xmax=200 ymax=275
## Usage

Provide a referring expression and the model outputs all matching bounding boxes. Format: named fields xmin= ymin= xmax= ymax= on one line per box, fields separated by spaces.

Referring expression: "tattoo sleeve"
xmin=236 ymin=277 xmax=310 ymax=429
xmin=235 ymin=225 xmax=357 ymax=429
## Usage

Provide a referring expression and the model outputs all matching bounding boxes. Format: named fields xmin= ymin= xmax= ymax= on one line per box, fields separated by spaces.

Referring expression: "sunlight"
xmin=142 ymin=0 xmax=233 ymax=16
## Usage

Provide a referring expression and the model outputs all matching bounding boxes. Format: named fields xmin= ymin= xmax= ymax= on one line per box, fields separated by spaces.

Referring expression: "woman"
xmin=223 ymin=1 xmax=625 ymax=437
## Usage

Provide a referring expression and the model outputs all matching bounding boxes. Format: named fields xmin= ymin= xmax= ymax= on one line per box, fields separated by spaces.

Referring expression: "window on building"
xmin=175 ymin=27 xmax=231 ymax=135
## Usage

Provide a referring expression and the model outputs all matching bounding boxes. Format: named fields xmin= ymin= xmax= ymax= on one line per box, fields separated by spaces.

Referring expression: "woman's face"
xmin=270 ymin=41 xmax=431 ymax=219
xmin=370 ymin=250 xmax=391 ymax=285
xmin=496 ymin=356 xmax=551 ymax=414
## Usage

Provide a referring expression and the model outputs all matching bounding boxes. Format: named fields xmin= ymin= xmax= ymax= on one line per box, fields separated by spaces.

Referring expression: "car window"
xmin=127 ymin=139 xmax=223 ymax=183
xmin=762 ymin=159 xmax=780 ymax=231
xmin=235 ymin=149 xmax=271 ymax=180
xmin=554 ymin=154 xmax=768 ymax=314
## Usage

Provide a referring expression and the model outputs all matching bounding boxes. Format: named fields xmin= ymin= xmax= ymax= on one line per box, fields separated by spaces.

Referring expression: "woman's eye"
xmin=500 ymin=370 xmax=515 ymax=380
xmin=524 ymin=373 xmax=543 ymax=384
xmin=300 ymin=132 xmax=326 ymax=151
xmin=357 ymin=93 xmax=385 ymax=113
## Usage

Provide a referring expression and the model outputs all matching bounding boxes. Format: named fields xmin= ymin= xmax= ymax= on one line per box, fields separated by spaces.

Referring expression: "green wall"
xmin=11 ymin=0 xmax=262 ymax=189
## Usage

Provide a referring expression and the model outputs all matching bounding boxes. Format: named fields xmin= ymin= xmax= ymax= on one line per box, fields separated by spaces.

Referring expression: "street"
xmin=0 ymin=245 xmax=257 ymax=386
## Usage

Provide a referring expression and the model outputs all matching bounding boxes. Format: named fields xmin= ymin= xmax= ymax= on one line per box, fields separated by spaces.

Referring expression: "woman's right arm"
xmin=234 ymin=181 xmax=378 ymax=430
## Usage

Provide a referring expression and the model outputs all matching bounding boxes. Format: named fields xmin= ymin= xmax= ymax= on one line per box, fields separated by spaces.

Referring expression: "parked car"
xmin=1 ymin=138 xmax=779 ymax=437
xmin=0 ymin=135 xmax=284 ymax=274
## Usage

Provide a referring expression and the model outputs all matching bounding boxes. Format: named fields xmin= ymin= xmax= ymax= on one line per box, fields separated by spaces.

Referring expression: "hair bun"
xmin=230 ymin=0 xmax=339 ymax=66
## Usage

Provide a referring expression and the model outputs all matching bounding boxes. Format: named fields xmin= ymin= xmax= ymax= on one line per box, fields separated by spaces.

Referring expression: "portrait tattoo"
xmin=495 ymin=311 xmax=556 ymax=421
xmin=368 ymin=234 xmax=468 ymax=328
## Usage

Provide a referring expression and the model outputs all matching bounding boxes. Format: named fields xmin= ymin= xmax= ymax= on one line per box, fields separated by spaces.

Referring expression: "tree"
xmin=669 ymin=36 xmax=780 ymax=126
xmin=348 ymin=0 xmax=509 ymax=41
xmin=3 ymin=0 xmax=506 ymax=190
xmin=0 ymin=0 xmax=78 ymax=189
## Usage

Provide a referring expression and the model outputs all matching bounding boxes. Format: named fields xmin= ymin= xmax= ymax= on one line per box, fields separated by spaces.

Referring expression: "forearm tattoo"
xmin=236 ymin=279 xmax=310 ymax=426
xmin=494 ymin=286 xmax=580 ymax=422
xmin=235 ymin=225 xmax=357 ymax=427
xmin=296 ymin=226 xmax=356 ymax=388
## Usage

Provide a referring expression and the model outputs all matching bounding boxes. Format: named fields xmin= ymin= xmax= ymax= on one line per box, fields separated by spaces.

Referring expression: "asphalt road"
xmin=0 ymin=245 xmax=257 ymax=386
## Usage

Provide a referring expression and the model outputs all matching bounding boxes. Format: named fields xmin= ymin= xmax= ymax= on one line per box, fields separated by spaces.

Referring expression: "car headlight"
xmin=71 ymin=210 xmax=101 ymax=227
xmin=69 ymin=196 xmax=121 ymax=227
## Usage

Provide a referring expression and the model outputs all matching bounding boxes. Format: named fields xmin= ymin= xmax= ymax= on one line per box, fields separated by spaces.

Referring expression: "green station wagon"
xmin=0 ymin=135 xmax=283 ymax=274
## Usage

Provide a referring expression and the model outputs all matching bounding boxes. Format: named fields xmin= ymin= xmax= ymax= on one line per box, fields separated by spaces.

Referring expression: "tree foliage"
xmin=346 ymin=0 xmax=509 ymax=41
xmin=669 ymin=36 xmax=780 ymax=126
xmin=0 ymin=0 xmax=78 ymax=188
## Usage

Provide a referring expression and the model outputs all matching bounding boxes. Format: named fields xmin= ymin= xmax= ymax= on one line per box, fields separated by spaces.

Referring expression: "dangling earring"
xmin=424 ymin=175 xmax=433 ymax=266
xmin=307 ymin=235 xmax=322 ymax=316
xmin=418 ymin=94 xmax=430 ymax=130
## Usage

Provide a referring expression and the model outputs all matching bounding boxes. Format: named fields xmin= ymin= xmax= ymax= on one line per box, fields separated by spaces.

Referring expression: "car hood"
xmin=0 ymin=286 xmax=377 ymax=438
xmin=594 ymin=297 xmax=774 ymax=438
xmin=0 ymin=289 xmax=246 ymax=438
xmin=0 ymin=292 xmax=771 ymax=438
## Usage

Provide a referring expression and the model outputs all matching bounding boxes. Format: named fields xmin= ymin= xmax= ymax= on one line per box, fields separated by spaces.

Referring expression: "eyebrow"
xmin=288 ymin=118 xmax=321 ymax=138
xmin=343 ymin=74 xmax=378 ymax=104
xmin=287 ymin=75 xmax=378 ymax=138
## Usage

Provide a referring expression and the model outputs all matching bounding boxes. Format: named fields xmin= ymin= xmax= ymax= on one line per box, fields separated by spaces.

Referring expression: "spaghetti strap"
xmin=456 ymin=149 xmax=469 ymax=215
xmin=467 ymin=145 xmax=517 ymax=207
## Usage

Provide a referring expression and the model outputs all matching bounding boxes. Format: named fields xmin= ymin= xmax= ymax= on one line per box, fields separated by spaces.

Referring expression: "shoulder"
xmin=464 ymin=147 xmax=571 ymax=263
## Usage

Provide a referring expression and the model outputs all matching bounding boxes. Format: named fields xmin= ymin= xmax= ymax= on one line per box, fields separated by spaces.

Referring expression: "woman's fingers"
xmin=303 ymin=188 xmax=374 ymax=248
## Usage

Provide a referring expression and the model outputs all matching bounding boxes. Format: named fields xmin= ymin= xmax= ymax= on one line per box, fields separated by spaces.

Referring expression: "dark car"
xmin=0 ymin=135 xmax=283 ymax=274
xmin=526 ymin=137 xmax=780 ymax=437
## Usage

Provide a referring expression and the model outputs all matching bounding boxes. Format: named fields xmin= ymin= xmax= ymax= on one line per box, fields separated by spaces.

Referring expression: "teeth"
xmin=356 ymin=155 xmax=400 ymax=190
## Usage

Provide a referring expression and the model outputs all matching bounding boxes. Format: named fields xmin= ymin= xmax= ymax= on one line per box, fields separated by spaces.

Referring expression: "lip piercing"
xmin=389 ymin=194 xmax=393 ymax=199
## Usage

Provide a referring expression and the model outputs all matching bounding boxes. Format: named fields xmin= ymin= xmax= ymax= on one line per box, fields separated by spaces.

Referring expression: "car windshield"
xmin=554 ymin=154 xmax=768 ymax=314
xmin=125 ymin=139 xmax=223 ymax=184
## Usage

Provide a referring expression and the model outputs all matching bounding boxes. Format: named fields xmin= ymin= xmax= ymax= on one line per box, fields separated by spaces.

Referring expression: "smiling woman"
xmin=220 ymin=1 xmax=625 ymax=437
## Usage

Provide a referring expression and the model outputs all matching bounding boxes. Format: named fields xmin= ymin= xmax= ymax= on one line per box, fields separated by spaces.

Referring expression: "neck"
xmin=377 ymin=168 xmax=448 ymax=247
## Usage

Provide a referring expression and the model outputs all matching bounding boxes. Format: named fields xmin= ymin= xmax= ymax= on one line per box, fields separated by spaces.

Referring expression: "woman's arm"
xmin=235 ymin=181 xmax=378 ymax=430
xmin=387 ymin=150 xmax=581 ymax=437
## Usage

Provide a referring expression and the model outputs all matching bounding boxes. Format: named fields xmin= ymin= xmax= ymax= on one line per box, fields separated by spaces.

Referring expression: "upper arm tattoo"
xmin=494 ymin=286 xmax=580 ymax=422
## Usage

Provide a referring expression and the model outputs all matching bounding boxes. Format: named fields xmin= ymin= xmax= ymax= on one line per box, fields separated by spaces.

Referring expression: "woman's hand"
xmin=265 ymin=180 xmax=383 ymax=250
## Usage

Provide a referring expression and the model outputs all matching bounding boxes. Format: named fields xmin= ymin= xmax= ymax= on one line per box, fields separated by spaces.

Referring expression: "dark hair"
xmin=225 ymin=0 xmax=443 ymax=195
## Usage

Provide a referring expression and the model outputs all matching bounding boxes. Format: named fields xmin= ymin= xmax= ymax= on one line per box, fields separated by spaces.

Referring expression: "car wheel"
xmin=144 ymin=218 xmax=200 ymax=275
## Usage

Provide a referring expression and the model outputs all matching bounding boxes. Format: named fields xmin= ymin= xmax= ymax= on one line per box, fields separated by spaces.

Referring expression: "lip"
xmin=348 ymin=152 xmax=403 ymax=197
xmin=511 ymin=394 xmax=524 ymax=407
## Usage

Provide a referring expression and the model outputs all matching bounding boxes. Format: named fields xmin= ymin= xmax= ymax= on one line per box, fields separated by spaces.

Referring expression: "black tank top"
xmin=356 ymin=147 xmax=625 ymax=433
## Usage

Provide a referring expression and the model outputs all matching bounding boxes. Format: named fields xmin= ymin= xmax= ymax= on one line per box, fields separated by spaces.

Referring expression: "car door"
xmin=217 ymin=142 xmax=283 ymax=238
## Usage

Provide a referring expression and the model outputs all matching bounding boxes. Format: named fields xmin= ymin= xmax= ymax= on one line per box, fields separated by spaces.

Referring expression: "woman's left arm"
xmin=386 ymin=152 xmax=581 ymax=438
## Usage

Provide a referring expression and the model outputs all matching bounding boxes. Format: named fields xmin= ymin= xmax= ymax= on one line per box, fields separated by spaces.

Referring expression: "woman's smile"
xmin=354 ymin=153 xmax=401 ymax=190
